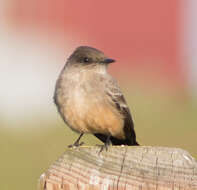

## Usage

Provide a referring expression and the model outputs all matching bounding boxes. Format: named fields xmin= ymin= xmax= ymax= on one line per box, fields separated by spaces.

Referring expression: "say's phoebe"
xmin=54 ymin=46 xmax=139 ymax=149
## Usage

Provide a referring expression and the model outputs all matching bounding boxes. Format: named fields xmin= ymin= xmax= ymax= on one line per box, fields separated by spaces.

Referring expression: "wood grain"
xmin=39 ymin=146 xmax=197 ymax=190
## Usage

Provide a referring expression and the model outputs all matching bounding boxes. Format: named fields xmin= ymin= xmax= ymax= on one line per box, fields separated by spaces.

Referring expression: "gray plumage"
xmin=54 ymin=46 xmax=139 ymax=147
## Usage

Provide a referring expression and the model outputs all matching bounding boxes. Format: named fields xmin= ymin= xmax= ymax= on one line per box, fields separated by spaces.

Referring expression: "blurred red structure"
xmin=10 ymin=0 xmax=186 ymax=92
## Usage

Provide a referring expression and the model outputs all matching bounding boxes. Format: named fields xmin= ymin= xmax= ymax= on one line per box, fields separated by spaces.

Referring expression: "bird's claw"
xmin=97 ymin=140 xmax=112 ymax=153
xmin=68 ymin=141 xmax=84 ymax=148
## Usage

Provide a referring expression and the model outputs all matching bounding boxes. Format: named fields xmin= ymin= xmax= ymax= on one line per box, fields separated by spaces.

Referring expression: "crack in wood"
xmin=39 ymin=146 xmax=197 ymax=190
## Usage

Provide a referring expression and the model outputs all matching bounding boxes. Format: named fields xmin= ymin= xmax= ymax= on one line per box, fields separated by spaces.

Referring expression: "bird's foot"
xmin=68 ymin=141 xmax=84 ymax=148
xmin=97 ymin=139 xmax=112 ymax=153
xmin=68 ymin=133 xmax=84 ymax=148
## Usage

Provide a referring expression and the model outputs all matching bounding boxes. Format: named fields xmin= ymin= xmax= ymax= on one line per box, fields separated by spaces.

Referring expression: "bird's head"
xmin=67 ymin=46 xmax=115 ymax=67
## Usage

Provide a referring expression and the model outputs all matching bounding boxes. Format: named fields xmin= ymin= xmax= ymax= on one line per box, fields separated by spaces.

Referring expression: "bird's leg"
xmin=99 ymin=135 xmax=112 ymax=153
xmin=68 ymin=133 xmax=84 ymax=148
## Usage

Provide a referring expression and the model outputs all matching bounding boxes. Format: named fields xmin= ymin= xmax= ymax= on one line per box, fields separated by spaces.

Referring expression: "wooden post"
xmin=38 ymin=146 xmax=197 ymax=190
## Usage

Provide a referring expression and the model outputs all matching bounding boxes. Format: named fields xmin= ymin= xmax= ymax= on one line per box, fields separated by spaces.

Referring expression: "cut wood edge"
xmin=38 ymin=173 xmax=47 ymax=190
xmin=38 ymin=146 xmax=197 ymax=190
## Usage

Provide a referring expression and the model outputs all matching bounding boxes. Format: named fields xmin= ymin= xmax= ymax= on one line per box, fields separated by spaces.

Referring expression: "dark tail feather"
xmin=94 ymin=133 xmax=139 ymax=146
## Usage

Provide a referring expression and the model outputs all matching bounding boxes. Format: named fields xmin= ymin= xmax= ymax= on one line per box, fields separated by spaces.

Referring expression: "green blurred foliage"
xmin=0 ymin=92 xmax=196 ymax=190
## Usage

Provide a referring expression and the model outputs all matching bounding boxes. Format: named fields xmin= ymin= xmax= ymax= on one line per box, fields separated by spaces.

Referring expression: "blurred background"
xmin=0 ymin=0 xmax=197 ymax=189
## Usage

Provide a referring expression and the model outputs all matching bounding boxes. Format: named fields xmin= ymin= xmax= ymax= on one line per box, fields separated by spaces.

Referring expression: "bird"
xmin=54 ymin=46 xmax=139 ymax=150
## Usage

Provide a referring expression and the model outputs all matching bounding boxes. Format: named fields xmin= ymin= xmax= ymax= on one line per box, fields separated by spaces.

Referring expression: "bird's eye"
xmin=83 ymin=57 xmax=89 ymax=63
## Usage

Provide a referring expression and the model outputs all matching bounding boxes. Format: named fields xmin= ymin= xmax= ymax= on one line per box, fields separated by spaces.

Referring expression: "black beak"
xmin=102 ymin=58 xmax=115 ymax=64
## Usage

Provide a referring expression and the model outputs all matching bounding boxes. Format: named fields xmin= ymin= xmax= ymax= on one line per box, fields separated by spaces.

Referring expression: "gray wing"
xmin=94 ymin=76 xmax=139 ymax=145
